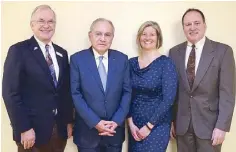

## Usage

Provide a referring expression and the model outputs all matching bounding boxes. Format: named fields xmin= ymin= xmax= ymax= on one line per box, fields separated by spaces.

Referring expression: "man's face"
xmin=31 ymin=8 xmax=56 ymax=44
xmin=183 ymin=11 xmax=206 ymax=44
xmin=89 ymin=21 xmax=114 ymax=54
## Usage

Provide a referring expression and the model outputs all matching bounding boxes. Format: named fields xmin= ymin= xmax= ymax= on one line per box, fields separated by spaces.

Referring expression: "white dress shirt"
xmin=34 ymin=36 xmax=59 ymax=81
xmin=185 ymin=36 xmax=206 ymax=74
xmin=92 ymin=49 xmax=108 ymax=74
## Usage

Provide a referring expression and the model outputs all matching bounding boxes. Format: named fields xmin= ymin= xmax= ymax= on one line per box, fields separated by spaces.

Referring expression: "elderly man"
xmin=70 ymin=18 xmax=131 ymax=152
xmin=2 ymin=5 xmax=73 ymax=152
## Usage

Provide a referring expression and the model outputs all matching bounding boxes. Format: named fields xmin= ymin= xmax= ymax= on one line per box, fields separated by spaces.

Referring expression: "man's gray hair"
xmin=89 ymin=18 xmax=115 ymax=33
xmin=30 ymin=5 xmax=56 ymax=22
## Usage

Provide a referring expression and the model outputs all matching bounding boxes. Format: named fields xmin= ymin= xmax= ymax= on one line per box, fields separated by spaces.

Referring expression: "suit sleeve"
xmin=111 ymin=56 xmax=132 ymax=125
xmin=149 ymin=58 xmax=178 ymax=125
xmin=63 ymin=52 xmax=74 ymax=124
xmin=215 ymin=46 xmax=235 ymax=131
xmin=2 ymin=45 xmax=31 ymax=133
xmin=70 ymin=55 xmax=101 ymax=129
xmin=168 ymin=49 xmax=178 ymax=122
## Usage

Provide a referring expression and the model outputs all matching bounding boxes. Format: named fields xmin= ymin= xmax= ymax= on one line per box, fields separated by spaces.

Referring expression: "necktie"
xmin=98 ymin=56 xmax=107 ymax=91
xmin=45 ymin=44 xmax=57 ymax=87
xmin=186 ymin=44 xmax=196 ymax=89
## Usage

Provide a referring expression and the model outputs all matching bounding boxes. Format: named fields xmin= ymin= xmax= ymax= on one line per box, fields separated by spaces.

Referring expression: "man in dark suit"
xmin=2 ymin=5 xmax=73 ymax=152
xmin=70 ymin=18 xmax=131 ymax=152
xmin=169 ymin=8 xmax=235 ymax=152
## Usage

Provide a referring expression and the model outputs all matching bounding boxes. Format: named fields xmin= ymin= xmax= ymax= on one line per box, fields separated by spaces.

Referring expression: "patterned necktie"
xmin=45 ymin=44 xmax=57 ymax=87
xmin=98 ymin=56 xmax=107 ymax=91
xmin=186 ymin=44 xmax=196 ymax=89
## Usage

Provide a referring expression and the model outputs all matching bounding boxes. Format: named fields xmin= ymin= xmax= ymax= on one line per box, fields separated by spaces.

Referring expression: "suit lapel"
xmin=178 ymin=42 xmax=191 ymax=92
xmin=106 ymin=50 xmax=116 ymax=93
xmin=29 ymin=36 xmax=55 ymax=88
xmin=87 ymin=48 xmax=105 ymax=94
xmin=191 ymin=38 xmax=214 ymax=92
xmin=53 ymin=44 xmax=63 ymax=88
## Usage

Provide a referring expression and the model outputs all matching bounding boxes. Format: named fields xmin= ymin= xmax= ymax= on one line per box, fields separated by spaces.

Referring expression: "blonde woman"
xmin=128 ymin=21 xmax=178 ymax=152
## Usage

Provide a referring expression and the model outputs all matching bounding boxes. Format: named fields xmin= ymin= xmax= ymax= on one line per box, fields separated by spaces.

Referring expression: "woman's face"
xmin=140 ymin=26 xmax=158 ymax=51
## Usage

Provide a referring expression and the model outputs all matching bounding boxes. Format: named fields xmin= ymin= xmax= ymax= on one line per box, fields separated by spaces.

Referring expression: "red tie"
xmin=186 ymin=45 xmax=195 ymax=89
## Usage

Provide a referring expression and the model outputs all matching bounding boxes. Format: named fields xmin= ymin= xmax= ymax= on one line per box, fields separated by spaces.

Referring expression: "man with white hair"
xmin=2 ymin=5 xmax=73 ymax=152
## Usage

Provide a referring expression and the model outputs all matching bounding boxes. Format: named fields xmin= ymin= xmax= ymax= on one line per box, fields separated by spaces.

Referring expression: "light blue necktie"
xmin=45 ymin=45 xmax=57 ymax=87
xmin=98 ymin=56 xmax=107 ymax=91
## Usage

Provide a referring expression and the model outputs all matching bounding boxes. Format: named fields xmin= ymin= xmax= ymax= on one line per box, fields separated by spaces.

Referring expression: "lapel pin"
xmin=33 ymin=47 xmax=38 ymax=50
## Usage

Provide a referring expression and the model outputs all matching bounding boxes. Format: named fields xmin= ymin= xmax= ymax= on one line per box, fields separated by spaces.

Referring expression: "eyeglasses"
xmin=92 ymin=31 xmax=113 ymax=39
xmin=32 ymin=19 xmax=56 ymax=26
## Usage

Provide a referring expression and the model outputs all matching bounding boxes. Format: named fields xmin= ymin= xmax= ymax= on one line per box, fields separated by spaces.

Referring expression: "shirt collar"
xmin=34 ymin=35 xmax=53 ymax=49
xmin=187 ymin=36 xmax=206 ymax=49
xmin=92 ymin=48 xmax=108 ymax=60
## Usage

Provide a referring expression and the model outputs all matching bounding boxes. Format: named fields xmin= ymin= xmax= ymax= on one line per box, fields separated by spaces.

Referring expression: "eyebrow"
xmin=185 ymin=20 xmax=201 ymax=23
xmin=37 ymin=17 xmax=55 ymax=20
xmin=94 ymin=31 xmax=112 ymax=34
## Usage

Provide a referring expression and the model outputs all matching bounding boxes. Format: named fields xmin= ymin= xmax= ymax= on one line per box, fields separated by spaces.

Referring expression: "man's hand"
xmin=170 ymin=122 xmax=176 ymax=140
xmin=137 ymin=125 xmax=151 ymax=140
xmin=67 ymin=124 xmax=73 ymax=138
xmin=21 ymin=128 xmax=35 ymax=149
xmin=95 ymin=120 xmax=116 ymax=136
xmin=109 ymin=121 xmax=118 ymax=131
xmin=212 ymin=128 xmax=226 ymax=146
xmin=99 ymin=121 xmax=118 ymax=136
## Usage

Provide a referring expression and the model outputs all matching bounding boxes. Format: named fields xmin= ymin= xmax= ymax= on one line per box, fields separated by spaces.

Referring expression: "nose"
xmin=99 ymin=35 xmax=106 ymax=41
xmin=42 ymin=24 xmax=50 ymax=28
xmin=143 ymin=34 xmax=150 ymax=39
xmin=190 ymin=23 xmax=196 ymax=30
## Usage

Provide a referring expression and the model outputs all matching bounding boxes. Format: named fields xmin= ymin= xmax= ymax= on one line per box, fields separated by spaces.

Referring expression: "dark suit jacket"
xmin=70 ymin=47 xmax=131 ymax=148
xmin=2 ymin=36 xmax=73 ymax=146
xmin=169 ymin=37 xmax=235 ymax=139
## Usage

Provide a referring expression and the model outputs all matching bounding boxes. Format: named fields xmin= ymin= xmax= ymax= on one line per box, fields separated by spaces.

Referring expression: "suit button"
xmin=104 ymin=100 xmax=107 ymax=103
xmin=190 ymin=96 xmax=193 ymax=98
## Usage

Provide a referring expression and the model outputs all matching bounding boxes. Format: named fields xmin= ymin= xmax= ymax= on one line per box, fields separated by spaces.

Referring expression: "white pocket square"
xmin=56 ymin=51 xmax=63 ymax=57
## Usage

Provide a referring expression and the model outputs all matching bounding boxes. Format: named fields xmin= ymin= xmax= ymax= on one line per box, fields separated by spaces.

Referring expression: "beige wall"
xmin=1 ymin=1 xmax=236 ymax=152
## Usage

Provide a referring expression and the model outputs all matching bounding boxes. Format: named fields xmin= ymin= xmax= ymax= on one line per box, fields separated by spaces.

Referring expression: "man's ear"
xmin=30 ymin=21 xmax=34 ymax=29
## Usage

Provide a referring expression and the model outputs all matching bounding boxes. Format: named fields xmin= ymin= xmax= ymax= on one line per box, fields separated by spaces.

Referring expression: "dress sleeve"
xmin=149 ymin=58 xmax=178 ymax=125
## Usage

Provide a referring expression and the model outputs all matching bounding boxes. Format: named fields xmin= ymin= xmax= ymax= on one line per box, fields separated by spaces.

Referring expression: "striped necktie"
xmin=45 ymin=44 xmax=57 ymax=87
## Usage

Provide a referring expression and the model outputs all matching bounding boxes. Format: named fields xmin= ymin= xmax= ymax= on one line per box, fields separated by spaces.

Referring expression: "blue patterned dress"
xmin=128 ymin=55 xmax=178 ymax=152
